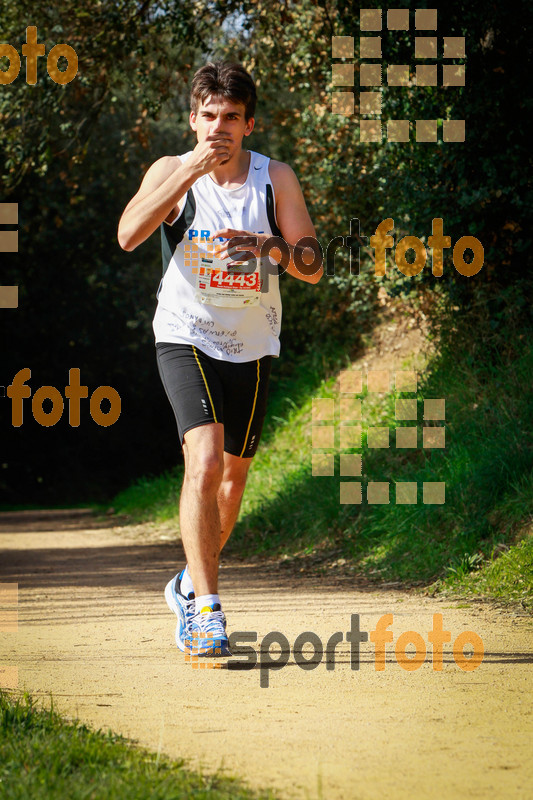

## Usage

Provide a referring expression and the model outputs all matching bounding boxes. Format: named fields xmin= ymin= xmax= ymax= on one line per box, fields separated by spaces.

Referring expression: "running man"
xmin=117 ymin=61 xmax=322 ymax=657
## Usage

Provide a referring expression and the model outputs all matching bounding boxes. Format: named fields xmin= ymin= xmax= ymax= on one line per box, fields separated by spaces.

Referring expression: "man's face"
xmin=190 ymin=95 xmax=254 ymax=153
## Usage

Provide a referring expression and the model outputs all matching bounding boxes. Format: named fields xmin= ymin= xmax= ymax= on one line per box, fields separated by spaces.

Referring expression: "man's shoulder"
xmin=267 ymin=158 xmax=294 ymax=177
xmin=150 ymin=151 xmax=194 ymax=173
xmin=266 ymin=159 xmax=299 ymax=193
xmin=144 ymin=155 xmax=182 ymax=183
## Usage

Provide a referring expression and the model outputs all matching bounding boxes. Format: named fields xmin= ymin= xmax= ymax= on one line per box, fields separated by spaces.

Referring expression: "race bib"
xmin=195 ymin=255 xmax=261 ymax=308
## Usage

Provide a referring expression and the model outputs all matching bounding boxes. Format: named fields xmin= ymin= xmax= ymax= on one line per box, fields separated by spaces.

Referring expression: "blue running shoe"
xmin=185 ymin=603 xmax=232 ymax=658
xmin=164 ymin=571 xmax=196 ymax=652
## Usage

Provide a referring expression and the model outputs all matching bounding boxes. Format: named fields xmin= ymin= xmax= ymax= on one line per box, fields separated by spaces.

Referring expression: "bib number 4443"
xmin=210 ymin=270 xmax=259 ymax=290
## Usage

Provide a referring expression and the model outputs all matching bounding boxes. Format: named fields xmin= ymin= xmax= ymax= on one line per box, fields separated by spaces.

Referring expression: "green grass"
xmin=433 ymin=532 xmax=533 ymax=611
xmin=0 ymin=690 xmax=277 ymax=800
xmin=110 ymin=469 xmax=182 ymax=520
xmin=112 ymin=291 xmax=533 ymax=611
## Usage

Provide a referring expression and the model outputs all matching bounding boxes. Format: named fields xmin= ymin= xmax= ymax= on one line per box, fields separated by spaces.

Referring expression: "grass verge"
xmin=0 ymin=690 xmax=277 ymax=800
xmin=430 ymin=532 xmax=533 ymax=611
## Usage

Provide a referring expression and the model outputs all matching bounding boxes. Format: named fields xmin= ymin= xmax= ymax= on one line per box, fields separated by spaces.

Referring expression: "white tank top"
xmin=152 ymin=149 xmax=282 ymax=362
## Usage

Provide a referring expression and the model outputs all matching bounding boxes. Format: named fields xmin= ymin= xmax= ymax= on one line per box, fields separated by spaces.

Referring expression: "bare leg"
xmin=179 ymin=427 xmax=254 ymax=596
xmin=180 ymin=423 xmax=224 ymax=596
xmin=218 ymin=451 xmax=254 ymax=550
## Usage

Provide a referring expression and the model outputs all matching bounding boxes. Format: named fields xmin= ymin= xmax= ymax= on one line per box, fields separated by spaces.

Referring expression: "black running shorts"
xmin=155 ymin=343 xmax=273 ymax=458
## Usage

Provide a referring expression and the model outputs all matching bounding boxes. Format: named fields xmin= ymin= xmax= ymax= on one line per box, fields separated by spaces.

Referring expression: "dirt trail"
xmin=1 ymin=509 xmax=532 ymax=800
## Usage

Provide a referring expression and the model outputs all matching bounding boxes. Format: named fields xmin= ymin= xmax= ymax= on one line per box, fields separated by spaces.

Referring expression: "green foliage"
xmin=0 ymin=0 xmax=204 ymax=191
xmin=446 ymin=552 xmax=485 ymax=580
xmin=439 ymin=537 xmax=533 ymax=610
xmin=112 ymin=467 xmax=182 ymax=520
xmin=0 ymin=690 xmax=278 ymax=799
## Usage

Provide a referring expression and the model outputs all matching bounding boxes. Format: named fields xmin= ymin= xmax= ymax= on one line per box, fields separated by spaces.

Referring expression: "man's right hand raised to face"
xmin=189 ymin=133 xmax=232 ymax=174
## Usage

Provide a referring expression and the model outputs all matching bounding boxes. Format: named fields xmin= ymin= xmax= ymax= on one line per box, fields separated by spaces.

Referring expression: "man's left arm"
xmin=267 ymin=160 xmax=323 ymax=284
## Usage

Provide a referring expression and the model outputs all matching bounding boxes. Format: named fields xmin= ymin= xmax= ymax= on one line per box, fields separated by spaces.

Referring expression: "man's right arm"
xmin=117 ymin=133 xmax=232 ymax=252
xmin=117 ymin=156 xmax=197 ymax=252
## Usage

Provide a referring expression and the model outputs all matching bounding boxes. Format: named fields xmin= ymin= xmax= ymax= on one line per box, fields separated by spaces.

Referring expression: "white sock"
xmin=179 ymin=566 xmax=194 ymax=597
xmin=195 ymin=594 xmax=221 ymax=614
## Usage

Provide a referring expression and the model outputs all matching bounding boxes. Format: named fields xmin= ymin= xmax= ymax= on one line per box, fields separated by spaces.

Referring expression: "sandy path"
xmin=1 ymin=509 xmax=532 ymax=800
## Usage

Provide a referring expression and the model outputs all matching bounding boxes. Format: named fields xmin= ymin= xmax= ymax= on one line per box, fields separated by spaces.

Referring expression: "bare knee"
xmin=185 ymin=451 xmax=224 ymax=494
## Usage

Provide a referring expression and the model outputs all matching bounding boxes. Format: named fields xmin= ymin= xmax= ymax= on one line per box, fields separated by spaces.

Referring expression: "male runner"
xmin=118 ymin=61 xmax=322 ymax=658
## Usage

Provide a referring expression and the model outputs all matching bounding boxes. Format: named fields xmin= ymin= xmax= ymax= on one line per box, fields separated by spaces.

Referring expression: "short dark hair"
xmin=190 ymin=61 xmax=257 ymax=121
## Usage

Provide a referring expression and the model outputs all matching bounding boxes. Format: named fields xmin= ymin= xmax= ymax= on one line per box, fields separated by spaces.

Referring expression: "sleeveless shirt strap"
xmin=170 ymin=190 xmax=197 ymax=243
xmin=160 ymin=189 xmax=197 ymax=277
xmin=265 ymin=183 xmax=285 ymax=276
xmin=266 ymin=183 xmax=282 ymax=238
